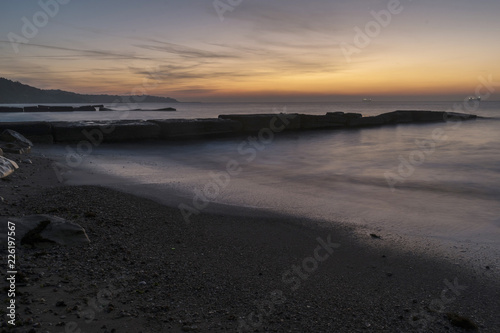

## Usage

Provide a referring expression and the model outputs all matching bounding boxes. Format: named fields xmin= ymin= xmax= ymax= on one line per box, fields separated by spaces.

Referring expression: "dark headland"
xmin=0 ymin=105 xmax=177 ymax=113
xmin=0 ymin=78 xmax=178 ymax=105
xmin=1 ymin=111 xmax=498 ymax=332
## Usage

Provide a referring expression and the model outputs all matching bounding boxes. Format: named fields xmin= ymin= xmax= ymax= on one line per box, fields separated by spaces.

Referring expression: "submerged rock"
xmin=0 ymin=215 xmax=90 ymax=247
xmin=0 ymin=156 xmax=18 ymax=178
xmin=445 ymin=112 xmax=478 ymax=121
xmin=154 ymin=107 xmax=176 ymax=111
xmin=348 ymin=110 xmax=477 ymax=128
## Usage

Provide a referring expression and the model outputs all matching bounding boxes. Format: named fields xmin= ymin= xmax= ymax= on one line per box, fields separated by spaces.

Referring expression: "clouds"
xmin=0 ymin=40 xmax=150 ymax=61
xmin=133 ymin=39 xmax=238 ymax=59
xmin=0 ymin=0 xmax=499 ymax=101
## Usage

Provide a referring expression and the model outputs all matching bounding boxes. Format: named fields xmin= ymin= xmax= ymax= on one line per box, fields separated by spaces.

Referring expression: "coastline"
xmin=1 ymin=153 xmax=499 ymax=332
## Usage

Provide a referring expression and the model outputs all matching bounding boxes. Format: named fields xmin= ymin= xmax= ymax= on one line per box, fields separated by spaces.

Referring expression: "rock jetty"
xmin=0 ymin=110 xmax=478 ymax=144
xmin=0 ymin=105 xmax=177 ymax=112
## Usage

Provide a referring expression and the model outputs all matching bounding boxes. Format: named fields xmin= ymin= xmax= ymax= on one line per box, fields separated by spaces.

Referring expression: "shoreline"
xmin=1 ymin=152 xmax=499 ymax=332
xmin=47 ymin=158 xmax=500 ymax=284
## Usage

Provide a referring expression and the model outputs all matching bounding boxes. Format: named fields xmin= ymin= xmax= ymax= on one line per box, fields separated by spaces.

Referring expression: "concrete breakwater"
xmin=0 ymin=105 xmax=177 ymax=113
xmin=0 ymin=105 xmax=104 ymax=113
xmin=0 ymin=110 xmax=477 ymax=144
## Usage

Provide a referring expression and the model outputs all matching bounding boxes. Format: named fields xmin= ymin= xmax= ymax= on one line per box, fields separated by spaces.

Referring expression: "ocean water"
xmin=10 ymin=101 xmax=500 ymax=269
xmin=1 ymin=100 xmax=499 ymax=122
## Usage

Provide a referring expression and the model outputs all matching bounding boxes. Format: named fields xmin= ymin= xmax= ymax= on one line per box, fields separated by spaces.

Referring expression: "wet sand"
xmin=1 ymin=152 xmax=499 ymax=332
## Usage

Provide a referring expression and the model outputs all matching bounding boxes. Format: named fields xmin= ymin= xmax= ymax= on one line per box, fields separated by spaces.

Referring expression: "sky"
xmin=1 ymin=0 xmax=500 ymax=102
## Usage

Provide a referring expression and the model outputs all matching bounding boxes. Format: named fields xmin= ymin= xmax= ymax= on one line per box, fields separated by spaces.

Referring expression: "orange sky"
xmin=2 ymin=0 xmax=500 ymax=102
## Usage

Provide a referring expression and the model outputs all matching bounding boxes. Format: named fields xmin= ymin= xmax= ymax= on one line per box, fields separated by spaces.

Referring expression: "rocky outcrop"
xmin=444 ymin=112 xmax=478 ymax=121
xmin=343 ymin=113 xmax=363 ymax=120
xmin=88 ymin=106 xmax=177 ymax=111
xmin=0 ymin=215 xmax=90 ymax=247
xmin=0 ymin=122 xmax=53 ymax=143
xmin=153 ymin=107 xmax=176 ymax=111
xmin=0 ymin=142 xmax=28 ymax=154
xmin=131 ymin=107 xmax=177 ymax=111
xmin=0 ymin=156 xmax=18 ymax=178
xmin=375 ymin=110 xmax=446 ymax=124
xmin=0 ymin=130 xmax=33 ymax=154
xmin=151 ymin=119 xmax=242 ymax=139
xmin=52 ymin=120 xmax=161 ymax=143
xmin=347 ymin=111 xmax=477 ymax=127
xmin=219 ymin=114 xmax=301 ymax=132
xmin=0 ymin=107 xmax=23 ymax=113
xmin=1 ymin=129 xmax=33 ymax=147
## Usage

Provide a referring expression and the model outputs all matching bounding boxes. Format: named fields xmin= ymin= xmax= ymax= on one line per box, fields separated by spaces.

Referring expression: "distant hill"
xmin=0 ymin=78 xmax=179 ymax=104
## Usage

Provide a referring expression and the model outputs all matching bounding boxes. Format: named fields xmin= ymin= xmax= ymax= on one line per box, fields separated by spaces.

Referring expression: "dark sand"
xmin=1 ymin=152 xmax=499 ymax=332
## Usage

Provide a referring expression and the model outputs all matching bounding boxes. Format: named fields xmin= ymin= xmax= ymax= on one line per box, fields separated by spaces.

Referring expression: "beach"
xmin=1 ymin=150 xmax=499 ymax=333
xmin=3 ymin=0 xmax=500 ymax=330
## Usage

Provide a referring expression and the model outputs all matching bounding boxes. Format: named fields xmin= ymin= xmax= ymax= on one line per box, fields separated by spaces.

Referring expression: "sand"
xmin=1 ymin=152 xmax=499 ymax=332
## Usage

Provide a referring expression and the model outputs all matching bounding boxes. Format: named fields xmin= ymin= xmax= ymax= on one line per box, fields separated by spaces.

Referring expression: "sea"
xmin=3 ymin=101 xmax=500 ymax=272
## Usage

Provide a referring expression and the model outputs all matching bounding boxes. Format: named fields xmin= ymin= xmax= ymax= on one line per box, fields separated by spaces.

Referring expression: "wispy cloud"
xmin=133 ymin=39 xmax=239 ymax=59
xmin=224 ymin=1 xmax=340 ymax=35
xmin=0 ymin=41 xmax=153 ymax=60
